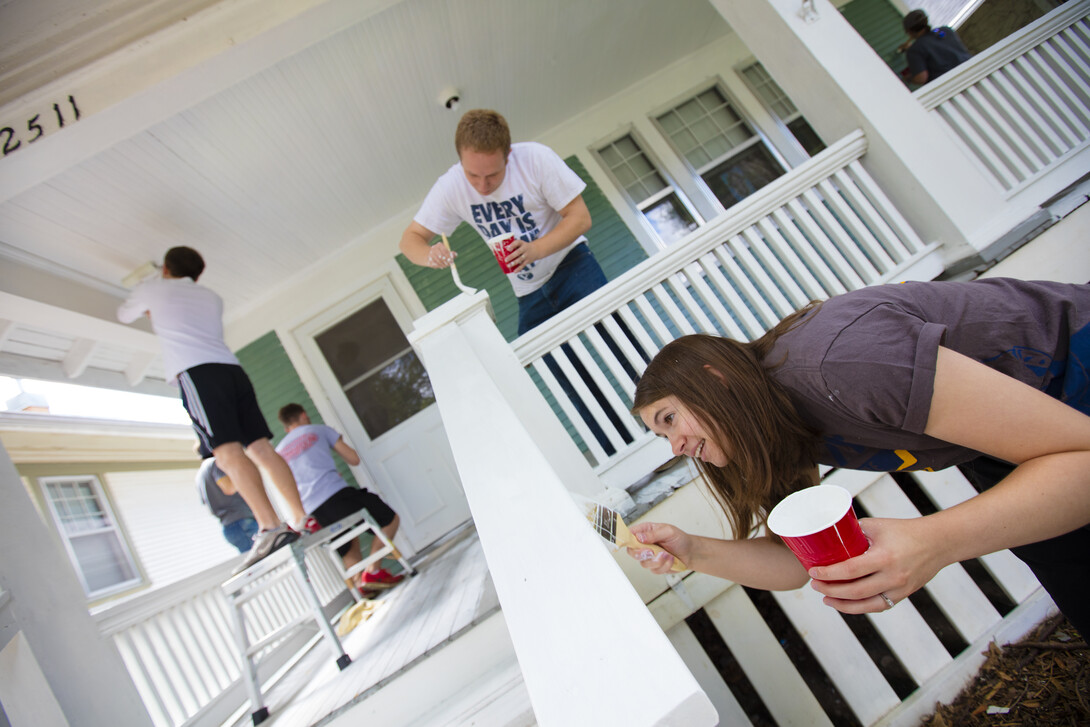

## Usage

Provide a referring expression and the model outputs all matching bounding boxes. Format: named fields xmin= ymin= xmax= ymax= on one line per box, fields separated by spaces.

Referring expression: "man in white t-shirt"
xmin=276 ymin=403 xmax=404 ymax=592
xmin=399 ymin=108 xmax=605 ymax=335
xmin=400 ymin=109 xmax=632 ymax=453
xmin=118 ymin=247 xmax=307 ymax=573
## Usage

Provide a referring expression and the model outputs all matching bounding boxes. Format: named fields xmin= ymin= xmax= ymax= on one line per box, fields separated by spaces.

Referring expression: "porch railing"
xmin=643 ymin=466 xmax=1048 ymax=727
xmin=918 ymin=0 xmax=1090 ymax=195
xmin=513 ymin=129 xmax=942 ymax=487
xmin=92 ymin=550 xmax=351 ymax=727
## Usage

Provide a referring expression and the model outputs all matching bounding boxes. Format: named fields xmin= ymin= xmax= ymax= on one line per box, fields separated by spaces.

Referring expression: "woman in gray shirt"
xmin=628 ymin=278 xmax=1090 ymax=635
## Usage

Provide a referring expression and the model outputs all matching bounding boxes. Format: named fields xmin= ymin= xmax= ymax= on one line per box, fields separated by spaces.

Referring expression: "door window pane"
xmin=344 ymin=351 xmax=435 ymax=439
xmin=315 ymin=299 xmax=434 ymax=440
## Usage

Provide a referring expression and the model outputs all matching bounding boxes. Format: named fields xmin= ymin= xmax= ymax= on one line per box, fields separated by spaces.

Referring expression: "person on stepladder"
xmin=118 ymin=246 xmax=310 ymax=573
xmin=276 ymin=403 xmax=405 ymax=596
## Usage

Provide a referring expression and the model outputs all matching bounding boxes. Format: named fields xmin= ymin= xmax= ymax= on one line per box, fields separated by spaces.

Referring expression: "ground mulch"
xmin=921 ymin=613 xmax=1088 ymax=726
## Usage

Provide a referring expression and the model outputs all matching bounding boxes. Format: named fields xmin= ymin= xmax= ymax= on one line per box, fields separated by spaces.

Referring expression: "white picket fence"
xmin=513 ymin=129 xmax=943 ymax=487
xmin=919 ymin=0 xmax=1090 ymax=195
xmin=92 ymin=550 xmax=351 ymax=727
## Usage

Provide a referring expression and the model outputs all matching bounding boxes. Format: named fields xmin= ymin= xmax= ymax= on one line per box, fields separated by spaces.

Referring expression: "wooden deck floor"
xmin=226 ymin=526 xmax=499 ymax=727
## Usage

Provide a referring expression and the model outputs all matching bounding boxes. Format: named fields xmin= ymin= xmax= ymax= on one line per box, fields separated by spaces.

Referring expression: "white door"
xmin=295 ymin=278 xmax=470 ymax=554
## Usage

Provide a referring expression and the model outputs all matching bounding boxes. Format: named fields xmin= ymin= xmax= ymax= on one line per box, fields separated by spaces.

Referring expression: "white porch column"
xmin=408 ymin=292 xmax=717 ymax=726
xmin=709 ymin=0 xmax=1019 ymax=260
xmin=0 ymin=443 xmax=153 ymax=727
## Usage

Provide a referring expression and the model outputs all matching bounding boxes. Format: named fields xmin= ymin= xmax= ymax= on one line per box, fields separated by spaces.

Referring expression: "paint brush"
xmin=441 ymin=234 xmax=475 ymax=295
xmin=575 ymin=495 xmax=687 ymax=572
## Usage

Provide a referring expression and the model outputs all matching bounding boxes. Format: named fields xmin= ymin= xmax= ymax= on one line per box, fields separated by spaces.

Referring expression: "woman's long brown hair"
xmin=632 ymin=305 xmax=822 ymax=539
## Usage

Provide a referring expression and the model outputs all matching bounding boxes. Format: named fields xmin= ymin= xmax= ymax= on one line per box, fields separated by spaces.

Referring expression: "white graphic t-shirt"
xmin=414 ymin=142 xmax=587 ymax=297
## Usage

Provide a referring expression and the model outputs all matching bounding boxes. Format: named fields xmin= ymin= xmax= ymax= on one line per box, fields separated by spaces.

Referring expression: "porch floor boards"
xmin=227 ymin=526 xmax=499 ymax=727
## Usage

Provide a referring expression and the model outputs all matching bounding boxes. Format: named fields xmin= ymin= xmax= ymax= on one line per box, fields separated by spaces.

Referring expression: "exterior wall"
xmin=236 ymin=330 xmax=358 ymax=488
xmin=102 ymin=466 xmax=236 ymax=594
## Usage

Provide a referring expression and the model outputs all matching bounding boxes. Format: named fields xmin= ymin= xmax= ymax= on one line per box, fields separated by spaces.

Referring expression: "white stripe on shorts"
xmin=179 ymin=371 xmax=213 ymax=437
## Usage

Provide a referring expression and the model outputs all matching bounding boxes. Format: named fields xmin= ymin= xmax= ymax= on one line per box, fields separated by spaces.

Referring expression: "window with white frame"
xmin=595 ymin=133 xmax=700 ymax=247
xmin=40 ymin=475 xmax=141 ymax=598
xmin=654 ymin=85 xmax=787 ymax=212
xmin=738 ymin=62 xmax=826 ymax=158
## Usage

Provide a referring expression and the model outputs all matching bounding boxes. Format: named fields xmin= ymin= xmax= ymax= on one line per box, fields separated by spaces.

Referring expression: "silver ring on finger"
xmin=879 ymin=592 xmax=895 ymax=610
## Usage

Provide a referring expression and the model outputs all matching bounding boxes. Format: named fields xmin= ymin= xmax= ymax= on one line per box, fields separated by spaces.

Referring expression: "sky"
xmin=0 ymin=376 xmax=190 ymax=424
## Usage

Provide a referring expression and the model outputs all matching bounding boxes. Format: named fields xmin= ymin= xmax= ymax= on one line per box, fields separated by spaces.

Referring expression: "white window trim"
xmin=38 ymin=474 xmax=142 ymax=599
xmin=734 ymin=58 xmax=814 ymax=166
xmin=648 ymin=77 xmax=796 ymax=214
xmin=589 ymin=126 xmax=704 ymax=252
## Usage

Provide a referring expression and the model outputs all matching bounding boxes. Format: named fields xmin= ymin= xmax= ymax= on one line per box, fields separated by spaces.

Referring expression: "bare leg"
xmin=341 ymin=539 xmax=364 ymax=589
xmin=245 ymin=438 xmax=306 ymax=524
xmin=213 ymin=442 xmax=280 ymax=530
xmin=366 ymin=514 xmax=400 ymax=574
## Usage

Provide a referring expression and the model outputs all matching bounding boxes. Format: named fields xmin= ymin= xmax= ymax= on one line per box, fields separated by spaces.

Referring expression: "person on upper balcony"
xmin=900 ymin=9 xmax=972 ymax=86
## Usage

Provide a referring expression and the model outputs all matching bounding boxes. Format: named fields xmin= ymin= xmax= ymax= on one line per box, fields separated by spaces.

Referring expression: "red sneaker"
xmin=297 ymin=516 xmax=322 ymax=534
xmin=361 ymin=568 xmax=405 ymax=589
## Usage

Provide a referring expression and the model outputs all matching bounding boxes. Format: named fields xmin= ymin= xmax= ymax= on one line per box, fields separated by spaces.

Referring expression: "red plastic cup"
xmin=488 ymin=233 xmax=519 ymax=273
xmin=766 ymin=485 xmax=869 ymax=570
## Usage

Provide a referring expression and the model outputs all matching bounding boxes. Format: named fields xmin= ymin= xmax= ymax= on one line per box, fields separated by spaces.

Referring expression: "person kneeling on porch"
xmin=276 ymin=403 xmax=405 ymax=594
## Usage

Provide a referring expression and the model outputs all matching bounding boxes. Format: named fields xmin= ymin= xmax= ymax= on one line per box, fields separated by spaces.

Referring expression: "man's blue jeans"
xmin=223 ymin=517 xmax=260 ymax=553
xmin=517 ymin=244 xmax=640 ymax=455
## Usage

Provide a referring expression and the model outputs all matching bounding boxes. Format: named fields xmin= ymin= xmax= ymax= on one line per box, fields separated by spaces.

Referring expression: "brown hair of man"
xmin=277 ymin=403 xmax=307 ymax=427
xmin=454 ymin=109 xmax=512 ymax=158
xmin=632 ymin=305 xmax=822 ymax=539
xmin=902 ymin=9 xmax=930 ymax=35
xmin=163 ymin=246 xmax=205 ymax=281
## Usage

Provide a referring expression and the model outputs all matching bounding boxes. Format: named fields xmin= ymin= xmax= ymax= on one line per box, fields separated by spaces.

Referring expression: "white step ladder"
xmin=221 ymin=508 xmax=415 ymax=725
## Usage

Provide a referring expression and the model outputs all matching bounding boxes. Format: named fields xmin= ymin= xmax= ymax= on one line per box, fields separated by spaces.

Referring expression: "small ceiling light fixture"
xmin=439 ymin=86 xmax=461 ymax=112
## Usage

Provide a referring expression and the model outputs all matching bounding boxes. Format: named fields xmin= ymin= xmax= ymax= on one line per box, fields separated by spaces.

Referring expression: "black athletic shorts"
xmin=311 ymin=487 xmax=397 ymax=557
xmin=179 ymin=363 xmax=273 ymax=454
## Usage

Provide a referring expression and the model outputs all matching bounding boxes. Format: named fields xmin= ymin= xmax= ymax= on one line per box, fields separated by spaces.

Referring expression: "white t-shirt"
xmin=117 ymin=277 xmax=239 ymax=383
xmin=414 ymin=141 xmax=587 ymax=297
xmin=275 ymin=424 xmax=348 ymax=514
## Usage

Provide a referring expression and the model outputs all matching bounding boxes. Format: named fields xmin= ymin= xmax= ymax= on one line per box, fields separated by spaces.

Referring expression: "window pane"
xmin=615 ymin=136 xmax=640 ymax=158
xmin=346 ymin=352 xmax=435 ymax=439
xmin=787 ymin=118 xmax=827 ymax=157
xmin=701 ymin=144 xmax=786 ymax=209
xmin=598 ymin=145 xmax=622 ymax=167
xmin=675 ymin=100 xmax=703 ymax=124
xmin=643 ymin=194 xmax=699 ymax=245
xmin=70 ymin=531 xmax=136 ymax=593
xmin=741 ymin=63 xmax=798 ymax=119
xmin=614 ymin=164 xmax=637 ymax=188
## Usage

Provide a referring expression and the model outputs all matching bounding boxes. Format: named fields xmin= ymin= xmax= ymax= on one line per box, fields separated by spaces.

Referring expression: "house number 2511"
xmin=1 ymin=95 xmax=82 ymax=156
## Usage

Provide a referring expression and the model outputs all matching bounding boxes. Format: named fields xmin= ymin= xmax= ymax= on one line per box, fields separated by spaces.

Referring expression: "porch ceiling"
xmin=0 ymin=0 xmax=730 ymax=392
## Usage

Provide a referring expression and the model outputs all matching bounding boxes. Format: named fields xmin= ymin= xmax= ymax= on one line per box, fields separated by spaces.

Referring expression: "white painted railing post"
xmin=409 ymin=292 xmax=717 ymax=726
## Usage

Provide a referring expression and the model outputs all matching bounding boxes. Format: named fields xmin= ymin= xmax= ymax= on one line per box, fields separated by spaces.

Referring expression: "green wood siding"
xmin=236 ymin=331 xmax=358 ymax=487
xmin=395 ymin=154 xmax=648 ymax=341
xmin=840 ymin=0 xmax=909 ymax=79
